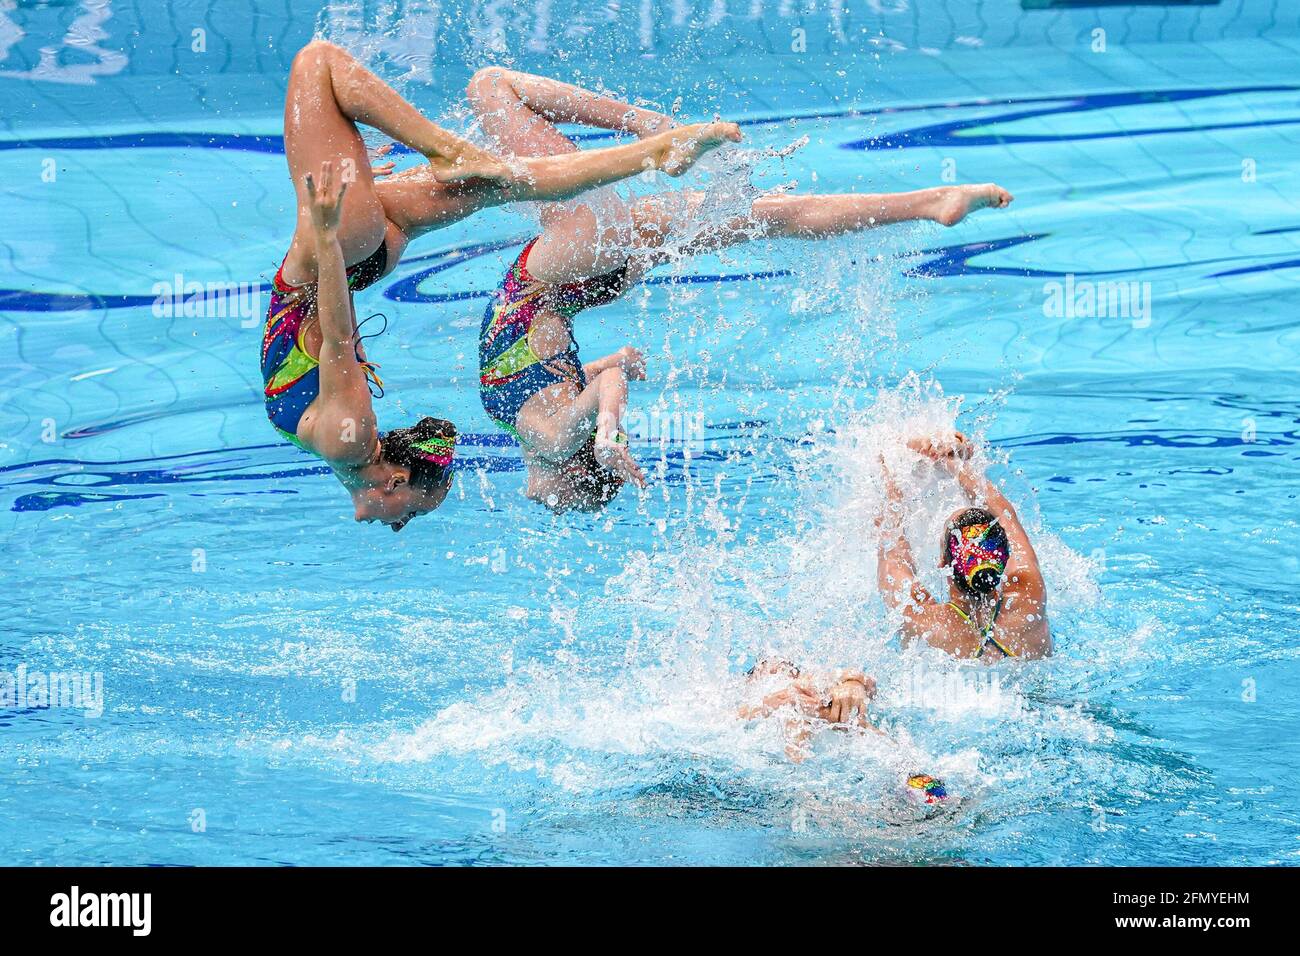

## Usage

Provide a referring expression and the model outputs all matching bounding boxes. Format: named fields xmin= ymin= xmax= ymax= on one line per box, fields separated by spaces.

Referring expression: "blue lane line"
xmin=11 ymin=228 xmax=1300 ymax=315
xmin=838 ymin=86 xmax=1300 ymax=150
xmin=7 ymin=424 xmax=1296 ymax=513
xmin=5 ymin=85 xmax=1294 ymax=154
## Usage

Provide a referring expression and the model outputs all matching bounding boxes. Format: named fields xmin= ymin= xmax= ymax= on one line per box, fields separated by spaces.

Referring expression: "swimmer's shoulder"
xmin=899 ymin=600 xmax=965 ymax=653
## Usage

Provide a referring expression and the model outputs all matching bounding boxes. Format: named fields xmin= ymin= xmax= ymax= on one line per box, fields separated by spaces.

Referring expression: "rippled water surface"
xmin=2 ymin=1 xmax=1299 ymax=865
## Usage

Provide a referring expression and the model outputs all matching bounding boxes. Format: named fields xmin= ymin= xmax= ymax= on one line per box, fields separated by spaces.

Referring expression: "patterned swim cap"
xmin=948 ymin=521 xmax=1009 ymax=592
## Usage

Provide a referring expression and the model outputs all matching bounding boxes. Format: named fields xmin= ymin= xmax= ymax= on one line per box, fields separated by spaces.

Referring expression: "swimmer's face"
xmin=353 ymin=470 xmax=452 ymax=531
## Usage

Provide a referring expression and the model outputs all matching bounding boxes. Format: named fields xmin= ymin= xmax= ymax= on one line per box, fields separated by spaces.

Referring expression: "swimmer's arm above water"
xmin=924 ymin=435 xmax=1051 ymax=655
xmin=303 ymin=163 xmax=378 ymax=465
xmin=583 ymin=345 xmax=645 ymax=381
xmin=875 ymin=460 xmax=933 ymax=613
xmin=738 ymin=670 xmax=880 ymax=732
xmin=535 ymin=361 xmax=645 ymax=488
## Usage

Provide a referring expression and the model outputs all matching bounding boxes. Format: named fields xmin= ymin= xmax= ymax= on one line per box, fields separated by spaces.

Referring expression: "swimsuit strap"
xmin=353 ymin=311 xmax=389 ymax=399
xmin=948 ymin=599 xmax=1015 ymax=659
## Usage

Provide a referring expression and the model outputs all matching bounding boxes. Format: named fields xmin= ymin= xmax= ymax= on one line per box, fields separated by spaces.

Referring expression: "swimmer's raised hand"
xmin=908 ymin=431 xmax=974 ymax=464
xmin=616 ymin=345 xmax=647 ymax=381
xmin=304 ymin=161 xmax=348 ymax=236
xmin=819 ymin=674 xmax=874 ymax=727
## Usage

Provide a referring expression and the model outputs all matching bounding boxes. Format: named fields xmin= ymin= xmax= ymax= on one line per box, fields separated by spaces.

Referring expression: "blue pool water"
xmin=2 ymin=1 xmax=1299 ymax=866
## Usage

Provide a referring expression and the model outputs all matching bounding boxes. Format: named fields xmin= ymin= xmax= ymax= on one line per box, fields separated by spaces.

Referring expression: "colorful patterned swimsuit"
xmin=260 ymin=241 xmax=388 ymax=449
xmin=478 ymin=238 xmax=627 ymax=445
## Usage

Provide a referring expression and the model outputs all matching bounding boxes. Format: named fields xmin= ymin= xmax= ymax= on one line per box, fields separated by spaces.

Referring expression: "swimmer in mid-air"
xmin=738 ymin=659 xmax=950 ymax=808
xmin=468 ymin=68 xmax=1015 ymax=513
xmin=260 ymin=41 xmax=740 ymax=530
xmin=876 ymin=432 xmax=1052 ymax=660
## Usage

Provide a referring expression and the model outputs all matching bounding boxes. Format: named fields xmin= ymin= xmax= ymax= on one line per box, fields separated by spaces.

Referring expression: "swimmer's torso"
xmin=478 ymin=237 xmax=629 ymax=450
xmin=261 ymin=240 xmax=391 ymax=451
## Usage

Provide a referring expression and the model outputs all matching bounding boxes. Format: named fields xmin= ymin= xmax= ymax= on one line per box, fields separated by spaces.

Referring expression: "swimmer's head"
xmin=353 ymin=417 xmax=456 ymax=531
xmin=746 ymin=658 xmax=801 ymax=680
xmin=528 ymin=436 xmax=624 ymax=514
xmin=940 ymin=507 xmax=1010 ymax=595
xmin=905 ymin=773 xmax=950 ymax=806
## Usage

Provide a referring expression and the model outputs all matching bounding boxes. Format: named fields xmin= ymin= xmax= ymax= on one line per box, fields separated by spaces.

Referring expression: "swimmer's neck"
xmin=946 ymin=584 xmax=999 ymax=618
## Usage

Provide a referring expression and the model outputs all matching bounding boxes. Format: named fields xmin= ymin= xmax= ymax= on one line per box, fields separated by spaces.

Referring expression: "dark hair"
xmin=379 ymin=417 xmax=456 ymax=492
xmin=559 ymin=436 xmax=624 ymax=512
xmin=745 ymin=658 xmax=801 ymax=678
xmin=942 ymin=507 xmax=1010 ymax=595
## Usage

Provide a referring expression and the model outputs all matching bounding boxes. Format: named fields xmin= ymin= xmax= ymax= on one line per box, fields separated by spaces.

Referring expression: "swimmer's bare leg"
xmin=465 ymin=68 xmax=679 ymax=281
xmin=749 ymin=185 xmax=1014 ymax=234
xmin=627 ymin=185 xmax=1015 ymax=272
xmin=282 ymin=40 xmax=510 ymax=274
xmin=381 ymin=70 xmax=738 ymax=249
xmin=468 ymin=68 xmax=672 ymax=162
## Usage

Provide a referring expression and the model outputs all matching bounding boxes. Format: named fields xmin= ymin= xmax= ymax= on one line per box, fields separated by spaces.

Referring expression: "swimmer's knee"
xmin=291 ymin=39 xmax=345 ymax=76
xmin=467 ymin=67 xmax=513 ymax=108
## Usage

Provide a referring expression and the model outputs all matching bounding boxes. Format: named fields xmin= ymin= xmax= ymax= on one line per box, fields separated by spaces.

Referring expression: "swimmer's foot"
xmin=928 ymin=183 xmax=1013 ymax=226
xmin=655 ymin=121 xmax=743 ymax=176
xmin=424 ymin=140 xmax=516 ymax=185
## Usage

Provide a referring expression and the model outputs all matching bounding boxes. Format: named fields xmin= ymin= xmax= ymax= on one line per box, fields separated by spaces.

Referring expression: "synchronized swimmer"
xmin=468 ymin=68 xmax=1012 ymax=512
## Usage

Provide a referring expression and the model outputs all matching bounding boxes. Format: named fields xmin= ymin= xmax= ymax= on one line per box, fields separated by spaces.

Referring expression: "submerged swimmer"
xmin=877 ymin=432 xmax=1052 ymax=660
xmin=260 ymin=41 xmax=737 ymax=530
xmin=469 ymin=68 xmax=1014 ymax=513
xmin=738 ymin=659 xmax=950 ymax=808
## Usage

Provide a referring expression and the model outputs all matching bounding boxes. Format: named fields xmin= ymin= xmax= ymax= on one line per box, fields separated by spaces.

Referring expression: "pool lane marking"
xmin=6 ymin=229 xmax=1300 ymax=313
xmin=5 ymin=82 xmax=1300 ymax=312
xmin=4 ymin=84 xmax=1296 ymax=154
